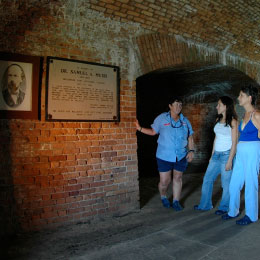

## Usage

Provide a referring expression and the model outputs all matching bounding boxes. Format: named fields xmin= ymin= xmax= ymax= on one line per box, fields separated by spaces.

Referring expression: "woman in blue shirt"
xmin=222 ymin=84 xmax=260 ymax=225
xmin=136 ymin=96 xmax=194 ymax=211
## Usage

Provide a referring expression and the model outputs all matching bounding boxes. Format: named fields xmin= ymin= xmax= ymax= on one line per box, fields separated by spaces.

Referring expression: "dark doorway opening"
xmin=136 ymin=63 xmax=258 ymax=208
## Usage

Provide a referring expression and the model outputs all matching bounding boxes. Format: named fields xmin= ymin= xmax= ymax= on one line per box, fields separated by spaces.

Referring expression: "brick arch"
xmin=136 ymin=33 xmax=260 ymax=84
xmin=135 ymin=33 xmax=260 ymax=177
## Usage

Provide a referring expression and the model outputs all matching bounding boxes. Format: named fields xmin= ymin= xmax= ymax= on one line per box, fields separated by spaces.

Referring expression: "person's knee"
xmin=173 ymin=174 xmax=182 ymax=183
xmin=204 ymin=169 xmax=219 ymax=182
xmin=229 ymin=179 xmax=244 ymax=191
xmin=203 ymin=175 xmax=214 ymax=183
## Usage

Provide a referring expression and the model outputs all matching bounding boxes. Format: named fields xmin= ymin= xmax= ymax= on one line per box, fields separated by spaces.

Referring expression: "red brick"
xmin=51 ymin=192 xmax=69 ymax=200
xmin=41 ymin=211 xmax=58 ymax=219
xmin=49 ymin=155 xmax=67 ymax=162
xmin=64 ymin=184 xmax=82 ymax=192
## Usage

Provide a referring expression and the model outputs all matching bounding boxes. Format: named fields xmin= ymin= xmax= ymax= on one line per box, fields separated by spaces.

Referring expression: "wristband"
xmin=188 ymin=150 xmax=195 ymax=153
xmin=139 ymin=127 xmax=142 ymax=132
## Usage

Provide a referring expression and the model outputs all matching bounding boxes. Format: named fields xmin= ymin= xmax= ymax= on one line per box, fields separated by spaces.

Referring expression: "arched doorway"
xmin=136 ymin=62 xmax=258 ymax=207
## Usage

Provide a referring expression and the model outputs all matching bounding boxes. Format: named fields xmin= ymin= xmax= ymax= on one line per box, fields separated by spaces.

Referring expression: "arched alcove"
xmin=136 ymin=62 xmax=258 ymax=206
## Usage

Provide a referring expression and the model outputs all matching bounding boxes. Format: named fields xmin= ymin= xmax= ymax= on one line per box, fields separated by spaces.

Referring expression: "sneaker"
xmin=161 ymin=197 xmax=171 ymax=208
xmin=172 ymin=200 xmax=183 ymax=211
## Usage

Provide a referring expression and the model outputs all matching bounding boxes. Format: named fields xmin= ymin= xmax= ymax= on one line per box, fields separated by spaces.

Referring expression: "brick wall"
xmin=89 ymin=0 xmax=260 ymax=64
xmin=0 ymin=0 xmax=260 ymax=235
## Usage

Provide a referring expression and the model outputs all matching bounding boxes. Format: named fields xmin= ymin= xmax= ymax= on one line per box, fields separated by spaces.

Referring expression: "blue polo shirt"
xmin=151 ymin=112 xmax=194 ymax=162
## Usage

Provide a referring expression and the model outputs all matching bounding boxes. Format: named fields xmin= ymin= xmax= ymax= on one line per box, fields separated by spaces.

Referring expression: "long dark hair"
xmin=216 ymin=96 xmax=237 ymax=127
xmin=241 ymin=84 xmax=259 ymax=106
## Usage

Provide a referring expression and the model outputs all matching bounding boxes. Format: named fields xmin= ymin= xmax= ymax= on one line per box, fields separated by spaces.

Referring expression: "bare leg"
xmin=158 ymin=171 xmax=171 ymax=196
xmin=173 ymin=170 xmax=183 ymax=201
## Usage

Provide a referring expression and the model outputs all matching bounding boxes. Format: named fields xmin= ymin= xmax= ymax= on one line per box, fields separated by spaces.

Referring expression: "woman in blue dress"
xmin=222 ymin=84 xmax=260 ymax=225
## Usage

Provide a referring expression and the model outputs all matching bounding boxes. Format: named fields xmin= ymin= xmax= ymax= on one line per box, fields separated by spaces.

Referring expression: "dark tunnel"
xmin=136 ymin=63 xmax=258 ymax=178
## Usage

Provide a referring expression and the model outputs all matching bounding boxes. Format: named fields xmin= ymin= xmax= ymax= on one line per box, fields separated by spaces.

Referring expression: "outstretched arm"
xmin=135 ymin=119 xmax=157 ymax=136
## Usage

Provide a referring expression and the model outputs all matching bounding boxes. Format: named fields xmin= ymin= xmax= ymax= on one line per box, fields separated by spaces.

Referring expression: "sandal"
xmin=193 ymin=205 xmax=210 ymax=211
xmin=236 ymin=215 xmax=253 ymax=225
xmin=194 ymin=205 xmax=201 ymax=210
xmin=215 ymin=210 xmax=227 ymax=215
xmin=222 ymin=213 xmax=239 ymax=220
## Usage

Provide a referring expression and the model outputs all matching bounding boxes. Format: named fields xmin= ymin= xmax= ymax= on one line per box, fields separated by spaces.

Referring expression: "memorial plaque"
xmin=46 ymin=56 xmax=120 ymax=121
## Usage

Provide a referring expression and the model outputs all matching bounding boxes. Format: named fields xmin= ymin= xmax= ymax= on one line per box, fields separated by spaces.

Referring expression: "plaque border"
xmin=0 ymin=52 xmax=42 ymax=120
xmin=45 ymin=56 xmax=120 ymax=122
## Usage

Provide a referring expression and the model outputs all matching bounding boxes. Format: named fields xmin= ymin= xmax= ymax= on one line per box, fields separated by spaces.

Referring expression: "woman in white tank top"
xmin=194 ymin=96 xmax=238 ymax=214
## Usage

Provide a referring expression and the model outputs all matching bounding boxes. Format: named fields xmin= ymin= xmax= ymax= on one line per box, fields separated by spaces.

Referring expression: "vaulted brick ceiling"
xmin=89 ymin=0 xmax=260 ymax=62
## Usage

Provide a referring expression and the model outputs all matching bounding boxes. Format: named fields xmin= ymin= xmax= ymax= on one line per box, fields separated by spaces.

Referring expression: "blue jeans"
xmin=198 ymin=150 xmax=232 ymax=211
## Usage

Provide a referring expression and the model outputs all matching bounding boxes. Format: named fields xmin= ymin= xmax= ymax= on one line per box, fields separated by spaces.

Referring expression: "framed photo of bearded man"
xmin=0 ymin=53 xmax=41 ymax=119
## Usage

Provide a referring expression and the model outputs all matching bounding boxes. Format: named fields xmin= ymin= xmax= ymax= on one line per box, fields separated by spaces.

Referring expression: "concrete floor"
xmin=2 ymin=173 xmax=259 ymax=260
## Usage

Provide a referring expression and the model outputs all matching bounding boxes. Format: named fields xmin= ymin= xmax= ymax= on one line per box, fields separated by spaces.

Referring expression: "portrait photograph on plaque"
xmin=0 ymin=52 xmax=41 ymax=119
xmin=45 ymin=56 xmax=120 ymax=122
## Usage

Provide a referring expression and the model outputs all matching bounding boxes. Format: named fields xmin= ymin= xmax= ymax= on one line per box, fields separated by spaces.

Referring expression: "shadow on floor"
xmin=139 ymin=176 xmax=160 ymax=208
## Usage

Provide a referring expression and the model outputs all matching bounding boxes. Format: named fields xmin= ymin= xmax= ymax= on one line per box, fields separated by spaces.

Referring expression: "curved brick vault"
xmin=136 ymin=33 xmax=260 ymax=84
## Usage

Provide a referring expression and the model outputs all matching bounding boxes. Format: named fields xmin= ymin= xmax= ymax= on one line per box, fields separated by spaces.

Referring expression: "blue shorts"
xmin=156 ymin=157 xmax=188 ymax=173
